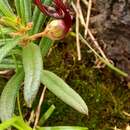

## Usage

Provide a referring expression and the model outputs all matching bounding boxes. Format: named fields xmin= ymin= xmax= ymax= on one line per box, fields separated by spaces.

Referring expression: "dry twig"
xmin=71 ymin=1 xmax=109 ymax=62
xmin=76 ymin=0 xmax=82 ymax=61
xmin=84 ymin=0 xmax=92 ymax=37
xmin=33 ymin=86 xmax=47 ymax=128
xmin=0 ymin=70 xmax=10 ymax=75
xmin=81 ymin=0 xmax=88 ymax=7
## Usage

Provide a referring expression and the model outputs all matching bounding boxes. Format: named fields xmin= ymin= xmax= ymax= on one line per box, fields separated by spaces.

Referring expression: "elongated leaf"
xmin=13 ymin=116 xmax=32 ymax=130
xmin=17 ymin=0 xmax=31 ymax=24
xmin=3 ymin=0 xmax=13 ymax=13
xmin=0 ymin=38 xmax=20 ymax=63
xmin=0 ymin=70 xmax=24 ymax=121
xmin=0 ymin=63 xmax=22 ymax=69
xmin=23 ymin=0 xmax=32 ymax=24
xmin=0 ymin=116 xmax=19 ymax=130
xmin=16 ymin=0 xmax=30 ymax=25
xmin=24 ymin=0 xmax=32 ymax=23
xmin=0 ymin=27 xmax=13 ymax=37
xmin=40 ymin=70 xmax=88 ymax=115
xmin=40 ymin=37 xmax=53 ymax=58
xmin=0 ymin=39 xmax=15 ymax=46
xmin=39 ymin=105 xmax=55 ymax=125
xmin=31 ymin=0 xmax=52 ymax=34
xmin=2 ymin=58 xmax=22 ymax=64
xmin=37 ymin=126 xmax=88 ymax=130
xmin=0 ymin=0 xmax=15 ymax=18
xmin=19 ymin=0 xmax=25 ymax=24
xmin=0 ymin=57 xmax=22 ymax=69
xmin=0 ymin=16 xmax=19 ymax=29
xmin=0 ymin=116 xmax=32 ymax=130
xmin=14 ymin=0 xmax=22 ymax=18
xmin=22 ymin=42 xmax=43 ymax=107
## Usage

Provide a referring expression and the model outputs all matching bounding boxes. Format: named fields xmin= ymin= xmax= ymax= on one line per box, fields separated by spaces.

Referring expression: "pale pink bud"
xmin=44 ymin=19 xmax=67 ymax=40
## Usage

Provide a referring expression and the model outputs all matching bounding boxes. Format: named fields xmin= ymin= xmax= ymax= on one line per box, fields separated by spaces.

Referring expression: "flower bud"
xmin=44 ymin=19 xmax=67 ymax=40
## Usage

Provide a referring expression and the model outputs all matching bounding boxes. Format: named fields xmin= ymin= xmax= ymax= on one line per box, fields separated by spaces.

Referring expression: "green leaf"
xmin=2 ymin=58 xmax=22 ymax=65
xmin=13 ymin=116 xmax=32 ymax=130
xmin=31 ymin=0 xmax=53 ymax=34
xmin=40 ymin=37 xmax=53 ymax=58
xmin=0 ymin=116 xmax=19 ymax=130
xmin=0 ymin=63 xmax=22 ymax=69
xmin=0 ymin=57 xmax=22 ymax=69
xmin=39 ymin=105 xmax=55 ymax=125
xmin=0 ymin=0 xmax=15 ymax=18
xmin=17 ymin=0 xmax=31 ymax=25
xmin=37 ymin=126 xmax=88 ymax=130
xmin=15 ymin=0 xmax=22 ymax=18
xmin=22 ymin=42 xmax=43 ymax=107
xmin=0 ymin=27 xmax=13 ymax=37
xmin=0 ymin=38 xmax=20 ymax=63
xmin=40 ymin=70 xmax=88 ymax=115
xmin=0 ymin=70 xmax=24 ymax=121
xmin=0 ymin=116 xmax=32 ymax=130
xmin=0 ymin=39 xmax=15 ymax=46
xmin=0 ymin=16 xmax=19 ymax=29
xmin=3 ymin=0 xmax=13 ymax=13
xmin=22 ymin=0 xmax=32 ymax=24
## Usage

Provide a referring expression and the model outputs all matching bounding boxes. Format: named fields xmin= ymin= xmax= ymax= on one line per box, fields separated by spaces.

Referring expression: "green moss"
xmin=42 ymin=39 xmax=130 ymax=130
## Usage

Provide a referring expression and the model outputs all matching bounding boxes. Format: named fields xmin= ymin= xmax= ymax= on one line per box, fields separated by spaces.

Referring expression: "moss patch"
xmin=42 ymin=38 xmax=130 ymax=130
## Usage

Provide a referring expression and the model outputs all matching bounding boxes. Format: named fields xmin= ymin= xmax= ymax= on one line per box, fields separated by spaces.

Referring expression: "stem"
xmin=20 ymin=31 xmax=46 ymax=46
xmin=28 ymin=31 xmax=46 ymax=41
xmin=33 ymin=86 xmax=47 ymax=128
xmin=12 ymin=54 xmax=18 ymax=72
xmin=17 ymin=93 xmax=23 ymax=120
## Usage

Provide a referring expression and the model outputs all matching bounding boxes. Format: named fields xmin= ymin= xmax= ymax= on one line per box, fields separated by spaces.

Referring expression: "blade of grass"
xmin=31 ymin=0 xmax=53 ymax=34
xmin=12 ymin=54 xmax=19 ymax=72
xmin=37 ymin=126 xmax=88 ymax=130
xmin=0 ymin=116 xmax=19 ymax=130
xmin=17 ymin=93 xmax=23 ymax=120
xmin=0 ymin=16 xmax=19 ymax=29
xmin=40 ymin=37 xmax=53 ymax=58
xmin=14 ymin=116 xmax=32 ymax=130
xmin=39 ymin=105 xmax=55 ymax=125
xmin=23 ymin=0 xmax=32 ymax=24
xmin=0 ymin=39 xmax=16 ymax=46
xmin=0 ymin=116 xmax=32 ymax=130
xmin=0 ymin=63 xmax=22 ymax=69
xmin=18 ymin=0 xmax=31 ymax=25
xmin=3 ymin=0 xmax=13 ymax=13
xmin=0 ymin=0 xmax=15 ymax=18
xmin=0 ymin=37 xmax=20 ymax=63
xmin=1 ymin=58 xmax=22 ymax=64
xmin=0 ymin=27 xmax=13 ymax=37
xmin=15 ymin=0 xmax=22 ymax=18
